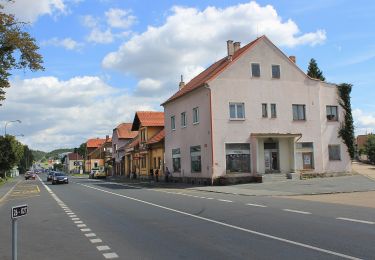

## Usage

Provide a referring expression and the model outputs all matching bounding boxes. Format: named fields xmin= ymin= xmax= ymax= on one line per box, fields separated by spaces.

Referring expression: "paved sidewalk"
xmin=352 ymin=161 xmax=375 ymax=181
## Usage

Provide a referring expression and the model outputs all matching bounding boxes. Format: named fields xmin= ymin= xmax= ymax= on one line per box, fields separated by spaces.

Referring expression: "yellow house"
xmin=125 ymin=111 xmax=165 ymax=180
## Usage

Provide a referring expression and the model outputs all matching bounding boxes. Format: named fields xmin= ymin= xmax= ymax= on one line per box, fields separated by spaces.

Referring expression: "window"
xmin=251 ymin=63 xmax=260 ymax=77
xmin=172 ymin=148 xmax=181 ymax=172
xmin=181 ymin=112 xmax=187 ymax=127
xmin=190 ymin=146 xmax=201 ymax=172
xmin=272 ymin=65 xmax=280 ymax=78
xmin=171 ymin=116 xmax=175 ymax=130
xmin=158 ymin=157 xmax=161 ymax=169
xmin=229 ymin=103 xmax=245 ymax=119
xmin=326 ymin=106 xmax=338 ymax=121
xmin=296 ymin=142 xmax=313 ymax=149
xmin=141 ymin=156 xmax=146 ymax=168
xmin=226 ymin=143 xmax=251 ymax=173
xmin=140 ymin=129 xmax=146 ymax=142
xmin=271 ymin=104 xmax=277 ymax=118
xmin=262 ymin=103 xmax=268 ymax=118
xmin=292 ymin=104 xmax=306 ymax=120
xmin=193 ymin=107 xmax=199 ymax=124
xmin=153 ymin=157 xmax=157 ymax=168
xmin=329 ymin=145 xmax=341 ymax=160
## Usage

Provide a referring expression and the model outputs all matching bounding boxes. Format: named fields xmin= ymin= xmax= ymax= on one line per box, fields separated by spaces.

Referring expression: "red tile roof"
xmin=67 ymin=153 xmax=83 ymax=160
xmin=86 ymin=138 xmax=106 ymax=148
xmin=131 ymin=111 xmax=165 ymax=131
xmin=162 ymin=36 xmax=265 ymax=105
xmin=115 ymin=123 xmax=138 ymax=139
xmin=147 ymin=129 xmax=165 ymax=145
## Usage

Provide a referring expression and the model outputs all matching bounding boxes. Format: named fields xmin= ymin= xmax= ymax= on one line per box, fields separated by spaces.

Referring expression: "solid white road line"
xmin=97 ymin=245 xmax=111 ymax=251
xmin=218 ymin=199 xmax=233 ymax=203
xmin=103 ymin=252 xmax=119 ymax=259
xmin=246 ymin=203 xmax=267 ymax=208
xmin=283 ymin=209 xmax=312 ymax=215
xmin=336 ymin=217 xmax=374 ymax=225
xmin=85 ymin=233 xmax=96 ymax=237
xmin=90 ymin=238 xmax=103 ymax=243
xmin=79 ymin=183 xmax=360 ymax=260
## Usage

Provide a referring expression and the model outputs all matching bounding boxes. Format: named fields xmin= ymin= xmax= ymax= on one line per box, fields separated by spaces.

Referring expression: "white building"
xmin=162 ymin=35 xmax=351 ymax=185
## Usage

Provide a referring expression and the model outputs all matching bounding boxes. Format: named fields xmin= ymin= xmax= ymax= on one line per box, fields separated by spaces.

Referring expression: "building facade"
xmin=64 ymin=152 xmax=84 ymax=174
xmin=163 ymin=36 xmax=351 ymax=184
xmin=85 ymin=137 xmax=106 ymax=173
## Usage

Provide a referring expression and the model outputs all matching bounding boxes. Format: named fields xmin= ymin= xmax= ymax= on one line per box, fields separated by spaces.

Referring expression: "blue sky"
xmin=1 ymin=0 xmax=374 ymax=151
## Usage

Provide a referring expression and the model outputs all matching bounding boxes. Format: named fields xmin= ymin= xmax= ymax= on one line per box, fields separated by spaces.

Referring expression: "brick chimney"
xmin=289 ymin=56 xmax=296 ymax=63
xmin=179 ymin=75 xmax=185 ymax=90
xmin=234 ymin=42 xmax=241 ymax=52
xmin=227 ymin=40 xmax=234 ymax=60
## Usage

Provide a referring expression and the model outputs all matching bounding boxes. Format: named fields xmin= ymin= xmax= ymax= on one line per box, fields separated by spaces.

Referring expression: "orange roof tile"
xmin=115 ymin=123 xmax=138 ymax=139
xmin=162 ymin=36 xmax=265 ymax=105
xmin=147 ymin=129 xmax=165 ymax=145
xmin=131 ymin=111 xmax=165 ymax=131
xmin=67 ymin=153 xmax=83 ymax=160
xmin=86 ymin=138 xmax=106 ymax=148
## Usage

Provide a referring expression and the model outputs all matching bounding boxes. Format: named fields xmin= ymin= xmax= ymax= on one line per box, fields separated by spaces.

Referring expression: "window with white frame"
xmin=262 ymin=103 xmax=268 ymax=118
xmin=272 ymin=64 xmax=280 ymax=79
xmin=193 ymin=107 xmax=199 ymax=124
xmin=229 ymin=103 xmax=245 ymax=119
xmin=171 ymin=116 xmax=175 ymax=130
xmin=251 ymin=63 xmax=260 ymax=77
xmin=190 ymin=146 xmax=201 ymax=172
xmin=326 ymin=106 xmax=338 ymax=121
xmin=292 ymin=104 xmax=306 ymax=120
xmin=271 ymin=103 xmax=277 ymax=118
xmin=226 ymin=143 xmax=251 ymax=173
xmin=172 ymin=148 xmax=181 ymax=172
xmin=181 ymin=112 xmax=186 ymax=127
xmin=328 ymin=145 xmax=341 ymax=160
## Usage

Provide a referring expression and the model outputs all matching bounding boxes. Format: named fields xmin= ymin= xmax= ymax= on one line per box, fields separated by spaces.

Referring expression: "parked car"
xmin=89 ymin=169 xmax=106 ymax=179
xmin=52 ymin=172 xmax=69 ymax=185
xmin=25 ymin=171 xmax=36 ymax=180
xmin=47 ymin=171 xmax=54 ymax=181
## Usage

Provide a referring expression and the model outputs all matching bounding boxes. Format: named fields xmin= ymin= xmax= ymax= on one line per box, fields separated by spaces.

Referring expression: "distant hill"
xmin=32 ymin=148 xmax=74 ymax=161
xmin=31 ymin=150 xmax=47 ymax=161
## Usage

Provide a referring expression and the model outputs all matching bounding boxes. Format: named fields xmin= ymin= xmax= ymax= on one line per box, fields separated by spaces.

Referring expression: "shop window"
xmin=172 ymin=148 xmax=181 ymax=172
xmin=225 ymin=143 xmax=251 ymax=172
xmin=190 ymin=146 xmax=201 ymax=172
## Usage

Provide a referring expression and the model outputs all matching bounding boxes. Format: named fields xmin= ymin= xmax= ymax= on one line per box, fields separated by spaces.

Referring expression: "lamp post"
xmin=4 ymin=120 xmax=21 ymax=135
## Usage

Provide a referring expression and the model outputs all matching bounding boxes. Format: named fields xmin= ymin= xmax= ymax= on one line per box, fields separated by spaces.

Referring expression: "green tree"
xmin=0 ymin=3 xmax=44 ymax=104
xmin=337 ymin=83 xmax=355 ymax=159
xmin=76 ymin=143 xmax=87 ymax=158
xmin=365 ymin=135 xmax=375 ymax=163
xmin=18 ymin=145 xmax=34 ymax=174
xmin=307 ymin=58 xmax=325 ymax=81
xmin=0 ymin=135 xmax=23 ymax=178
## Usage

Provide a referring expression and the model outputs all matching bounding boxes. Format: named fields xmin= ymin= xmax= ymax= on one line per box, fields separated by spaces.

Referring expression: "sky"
xmin=0 ymin=0 xmax=375 ymax=152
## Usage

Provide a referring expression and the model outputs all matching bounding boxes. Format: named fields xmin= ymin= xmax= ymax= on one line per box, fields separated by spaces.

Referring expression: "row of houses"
xmin=66 ymin=35 xmax=351 ymax=184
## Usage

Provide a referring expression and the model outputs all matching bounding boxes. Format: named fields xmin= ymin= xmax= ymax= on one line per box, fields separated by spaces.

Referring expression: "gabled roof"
xmin=114 ymin=123 xmax=138 ymax=139
xmin=125 ymin=137 xmax=139 ymax=149
xmin=67 ymin=153 xmax=83 ymax=160
xmin=131 ymin=111 xmax=165 ymax=131
xmin=147 ymin=129 xmax=165 ymax=145
xmin=162 ymin=36 xmax=265 ymax=105
xmin=86 ymin=138 xmax=106 ymax=148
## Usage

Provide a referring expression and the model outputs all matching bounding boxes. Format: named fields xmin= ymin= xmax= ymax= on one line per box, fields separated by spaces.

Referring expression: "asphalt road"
xmin=1 ymin=174 xmax=374 ymax=259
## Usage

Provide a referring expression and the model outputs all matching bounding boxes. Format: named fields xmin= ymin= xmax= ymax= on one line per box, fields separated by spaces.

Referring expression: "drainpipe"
xmin=203 ymin=84 xmax=215 ymax=185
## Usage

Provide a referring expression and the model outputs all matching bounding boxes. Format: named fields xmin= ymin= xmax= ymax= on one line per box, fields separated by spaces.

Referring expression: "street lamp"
xmin=4 ymin=120 xmax=21 ymax=135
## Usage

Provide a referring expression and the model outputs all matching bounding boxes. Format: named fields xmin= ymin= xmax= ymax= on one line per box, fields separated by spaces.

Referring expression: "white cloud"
xmin=353 ymin=109 xmax=375 ymax=135
xmin=102 ymin=1 xmax=327 ymax=97
xmin=87 ymin=28 xmax=114 ymax=44
xmin=1 ymin=0 xmax=66 ymax=23
xmin=42 ymin=37 xmax=83 ymax=51
xmin=0 ymin=76 xmax=162 ymax=151
xmin=105 ymin=8 xmax=137 ymax=29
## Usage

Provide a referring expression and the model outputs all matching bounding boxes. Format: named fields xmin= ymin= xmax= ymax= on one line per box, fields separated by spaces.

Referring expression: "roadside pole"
xmin=11 ymin=205 xmax=28 ymax=260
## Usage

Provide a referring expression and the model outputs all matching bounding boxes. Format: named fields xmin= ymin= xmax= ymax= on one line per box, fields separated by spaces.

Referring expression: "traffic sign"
xmin=11 ymin=205 xmax=28 ymax=219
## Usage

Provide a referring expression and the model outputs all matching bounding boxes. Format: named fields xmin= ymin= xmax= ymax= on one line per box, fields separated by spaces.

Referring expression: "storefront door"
xmin=302 ymin=152 xmax=313 ymax=169
xmin=264 ymin=149 xmax=279 ymax=173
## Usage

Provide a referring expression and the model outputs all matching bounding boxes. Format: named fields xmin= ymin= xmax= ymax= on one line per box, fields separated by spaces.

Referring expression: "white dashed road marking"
xmin=97 ymin=245 xmax=111 ymax=251
xmin=103 ymin=253 xmax=119 ymax=259
xmin=85 ymin=233 xmax=97 ymax=237
xmin=90 ymin=238 xmax=103 ymax=244
xmin=81 ymin=228 xmax=92 ymax=232
xmin=218 ymin=199 xmax=233 ymax=203
xmin=246 ymin=203 xmax=267 ymax=208
xmin=283 ymin=209 xmax=312 ymax=215
xmin=336 ymin=217 xmax=374 ymax=225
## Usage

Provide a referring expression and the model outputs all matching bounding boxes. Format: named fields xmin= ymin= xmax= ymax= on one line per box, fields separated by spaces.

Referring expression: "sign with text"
xmin=11 ymin=205 xmax=28 ymax=219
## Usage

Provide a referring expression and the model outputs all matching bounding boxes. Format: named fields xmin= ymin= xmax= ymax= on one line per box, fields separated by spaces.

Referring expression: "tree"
xmin=0 ymin=135 xmax=23 ymax=178
xmin=18 ymin=144 xmax=34 ymax=174
xmin=0 ymin=3 xmax=44 ymax=104
xmin=307 ymin=58 xmax=325 ymax=81
xmin=76 ymin=143 xmax=87 ymax=158
xmin=365 ymin=135 xmax=375 ymax=163
xmin=337 ymin=83 xmax=355 ymax=159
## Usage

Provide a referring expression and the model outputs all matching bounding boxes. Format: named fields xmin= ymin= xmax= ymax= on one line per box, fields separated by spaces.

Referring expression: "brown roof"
xmin=162 ymin=36 xmax=265 ymax=105
xmin=67 ymin=153 xmax=83 ymax=160
xmin=126 ymin=138 xmax=140 ymax=149
xmin=147 ymin=129 xmax=165 ymax=145
xmin=86 ymin=138 xmax=106 ymax=148
xmin=131 ymin=111 xmax=165 ymax=131
xmin=115 ymin=123 xmax=138 ymax=139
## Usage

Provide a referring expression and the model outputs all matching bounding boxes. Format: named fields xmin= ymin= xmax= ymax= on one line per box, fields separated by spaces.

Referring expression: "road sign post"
xmin=11 ymin=205 xmax=28 ymax=260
